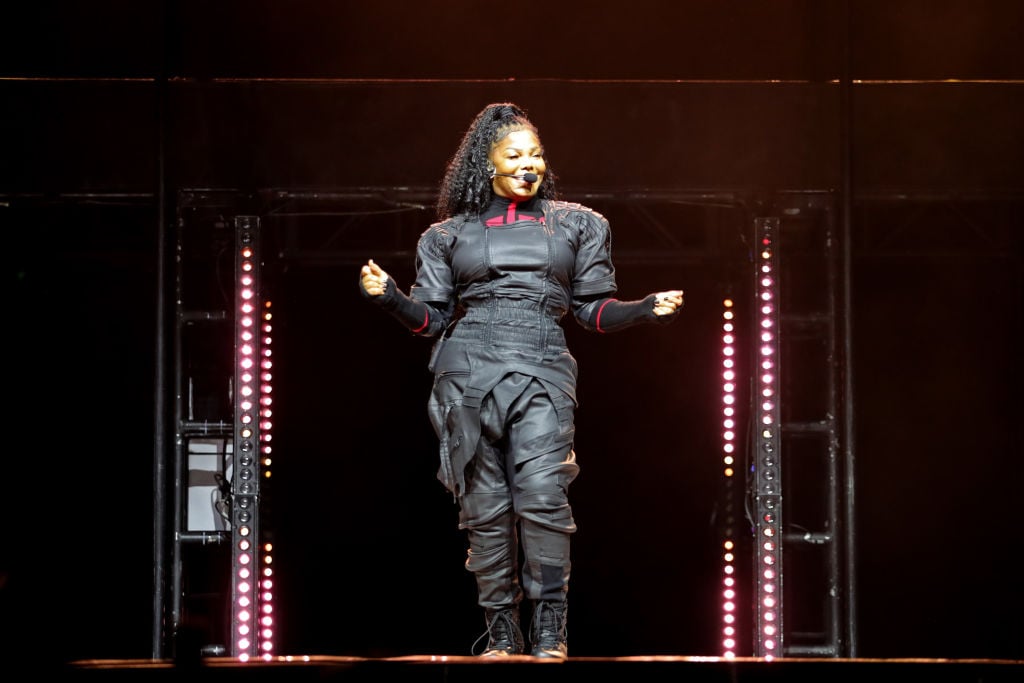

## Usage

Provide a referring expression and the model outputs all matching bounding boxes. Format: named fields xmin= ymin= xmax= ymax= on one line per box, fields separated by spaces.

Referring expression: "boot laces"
xmin=472 ymin=608 xmax=523 ymax=656
xmin=531 ymin=600 xmax=567 ymax=650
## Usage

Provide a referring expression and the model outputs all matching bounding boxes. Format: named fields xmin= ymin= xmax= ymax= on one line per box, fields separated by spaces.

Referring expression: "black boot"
xmin=476 ymin=607 xmax=524 ymax=657
xmin=530 ymin=600 xmax=568 ymax=659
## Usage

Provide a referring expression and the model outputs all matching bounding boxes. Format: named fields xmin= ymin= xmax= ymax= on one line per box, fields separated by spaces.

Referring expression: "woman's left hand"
xmin=653 ymin=290 xmax=684 ymax=316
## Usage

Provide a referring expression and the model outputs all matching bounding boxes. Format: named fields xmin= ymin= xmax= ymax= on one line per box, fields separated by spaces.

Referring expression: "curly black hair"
xmin=436 ymin=102 xmax=559 ymax=220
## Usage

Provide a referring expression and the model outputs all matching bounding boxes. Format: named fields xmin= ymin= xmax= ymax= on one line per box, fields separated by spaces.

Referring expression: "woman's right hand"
xmin=360 ymin=259 xmax=390 ymax=297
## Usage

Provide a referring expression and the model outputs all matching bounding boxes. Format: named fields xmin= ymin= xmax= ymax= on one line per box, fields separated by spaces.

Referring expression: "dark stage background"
xmin=1 ymin=0 xmax=1022 ymax=668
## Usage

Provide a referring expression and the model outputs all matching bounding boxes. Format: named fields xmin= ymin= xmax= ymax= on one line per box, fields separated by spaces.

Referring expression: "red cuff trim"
xmin=594 ymin=298 xmax=617 ymax=333
xmin=411 ymin=310 xmax=429 ymax=334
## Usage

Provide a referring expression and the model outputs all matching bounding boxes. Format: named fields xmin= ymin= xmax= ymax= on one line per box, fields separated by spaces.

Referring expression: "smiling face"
xmin=490 ymin=128 xmax=546 ymax=200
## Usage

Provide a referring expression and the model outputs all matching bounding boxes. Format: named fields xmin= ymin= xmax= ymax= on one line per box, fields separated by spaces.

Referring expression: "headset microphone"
xmin=493 ymin=172 xmax=539 ymax=183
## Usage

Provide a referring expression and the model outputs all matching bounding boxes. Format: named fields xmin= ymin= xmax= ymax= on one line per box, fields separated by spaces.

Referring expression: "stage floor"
xmin=60 ymin=655 xmax=1024 ymax=682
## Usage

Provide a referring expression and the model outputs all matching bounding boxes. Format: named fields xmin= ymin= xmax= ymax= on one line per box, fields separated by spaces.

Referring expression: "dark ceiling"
xmin=1 ymin=0 xmax=1022 ymax=195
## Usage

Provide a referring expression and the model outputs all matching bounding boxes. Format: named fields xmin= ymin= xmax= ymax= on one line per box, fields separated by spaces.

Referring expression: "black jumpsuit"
xmin=408 ymin=196 xmax=619 ymax=611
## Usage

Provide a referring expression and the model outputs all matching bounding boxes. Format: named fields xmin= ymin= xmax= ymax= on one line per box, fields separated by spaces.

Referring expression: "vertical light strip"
xmin=754 ymin=217 xmax=783 ymax=659
xmin=258 ymin=300 xmax=275 ymax=660
xmin=720 ymin=297 xmax=739 ymax=658
xmin=231 ymin=217 xmax=262 ymax=661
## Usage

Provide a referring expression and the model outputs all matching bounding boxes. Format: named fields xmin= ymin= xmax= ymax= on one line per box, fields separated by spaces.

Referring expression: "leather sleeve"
xmin=359 ymin=276 xmax=449 ymax=337
xmin=574 ymin=294 xmax=680 ymax=333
